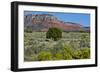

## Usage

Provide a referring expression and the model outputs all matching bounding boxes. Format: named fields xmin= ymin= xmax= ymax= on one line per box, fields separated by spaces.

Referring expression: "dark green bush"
xmin=46 ymin=28 xmax=62 ymax=41
xmin=24 ymin=26 xmax=33 ymax=33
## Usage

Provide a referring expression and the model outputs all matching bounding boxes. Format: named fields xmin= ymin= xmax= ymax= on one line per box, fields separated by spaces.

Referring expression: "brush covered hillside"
xmin=24 ymin=14 xmax=90 ymax=32
xmin=24 ymin=14 xmax=90 ymax=61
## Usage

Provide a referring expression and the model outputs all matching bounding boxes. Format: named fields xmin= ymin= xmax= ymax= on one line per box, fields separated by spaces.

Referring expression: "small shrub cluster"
xmin=24 ymin=44 xmax=90 ymax=61
xmin=24 ymin=26 xmax=33 ymax=33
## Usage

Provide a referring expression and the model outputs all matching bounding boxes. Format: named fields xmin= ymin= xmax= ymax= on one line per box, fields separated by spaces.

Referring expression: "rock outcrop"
xmin=24 ymin=14 xmax=89 ymax=32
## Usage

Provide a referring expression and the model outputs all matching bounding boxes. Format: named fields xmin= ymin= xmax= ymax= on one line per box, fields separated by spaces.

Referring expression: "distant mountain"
xmin=24 ymin=14 xmax=90 ymax=32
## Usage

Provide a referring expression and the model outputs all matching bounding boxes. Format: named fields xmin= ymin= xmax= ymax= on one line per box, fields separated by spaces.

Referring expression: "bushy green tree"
xmin=46 ymin=28 xmax=62 ymax=41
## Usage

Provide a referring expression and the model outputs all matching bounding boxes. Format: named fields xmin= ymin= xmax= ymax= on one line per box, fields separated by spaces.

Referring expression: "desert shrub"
xmin=80 ymin=48 xmax=90 ymax=59
xmin=79 ymin=33 xmax=90 ymax=48
xmin=24 ymin=48 xmax=33 ymax=56
xmin=63 ymin=53 xmax=73 ymax=60
xmin=24 ymin=54 xmax=38 ymax=61
xmin=24 ymin=26 xmax=32 ymax=33
xmin=24 ymin=55 xmax=36 ymax=61
xmin=54 ymin=53 xmax=63 ymax=60
xmin=73 ymin=48 xmax=90 ymax=59
xmin=69 ymin=40 xmax=80 ymax=50
xmin=62 ymin=45 xmax=74 ymax=59
xmin=38 ymin=51 xmax=52 ymax=61
xmin=46 ymin=28 xmax=62 ymax=41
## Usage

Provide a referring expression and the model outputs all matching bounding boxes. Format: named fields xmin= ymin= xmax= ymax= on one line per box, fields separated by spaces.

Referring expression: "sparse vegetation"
xmin=24 ymin=31 xmax=90 ymax=61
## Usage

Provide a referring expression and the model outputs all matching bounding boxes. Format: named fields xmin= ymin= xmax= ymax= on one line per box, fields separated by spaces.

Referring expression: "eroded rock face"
xmin=24 ymin=14 xmax=89 ymax=32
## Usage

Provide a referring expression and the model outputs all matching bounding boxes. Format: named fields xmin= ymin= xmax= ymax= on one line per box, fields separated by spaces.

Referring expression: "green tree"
xmin=46 ymin=28 xmax=62 ymax=41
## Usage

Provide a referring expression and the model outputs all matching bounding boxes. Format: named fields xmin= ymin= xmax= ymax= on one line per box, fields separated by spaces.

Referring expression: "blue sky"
xmin=24 ymin=11 xmax=90 ymax=27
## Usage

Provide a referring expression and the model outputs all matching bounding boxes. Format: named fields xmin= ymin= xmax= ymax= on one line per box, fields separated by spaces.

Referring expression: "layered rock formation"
xmin=24 ymin=14 xmax=90 ymax=32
